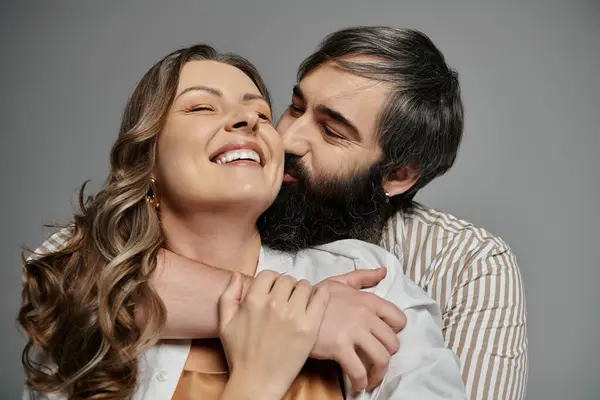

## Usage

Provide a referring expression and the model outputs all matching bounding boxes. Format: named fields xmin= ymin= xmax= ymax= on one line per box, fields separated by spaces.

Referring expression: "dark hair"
xmin=298 ymin=26 xmax=464 ymax=209
xmin=19 ymin=44 xmax=270 ymax=400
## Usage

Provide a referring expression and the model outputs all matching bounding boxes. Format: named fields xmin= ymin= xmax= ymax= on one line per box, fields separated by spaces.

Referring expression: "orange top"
xmin=171 ymin=339 xmax=344 ymax=400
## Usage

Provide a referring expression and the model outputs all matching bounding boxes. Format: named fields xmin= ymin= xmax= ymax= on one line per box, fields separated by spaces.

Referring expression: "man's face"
xmin=257 ymin=58 xmax=395 ymax=251
xmin=278 ymin=58 xmax=390 ymax=185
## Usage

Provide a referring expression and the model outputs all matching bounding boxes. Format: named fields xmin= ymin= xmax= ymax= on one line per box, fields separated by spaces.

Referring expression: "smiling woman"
xmin=20 ymin=40 xmax=468 ymax=400
xmin=18 ymin=44 xmax=326 ymax=400
xmin=155 ymin=59 xmax=283 ymax=228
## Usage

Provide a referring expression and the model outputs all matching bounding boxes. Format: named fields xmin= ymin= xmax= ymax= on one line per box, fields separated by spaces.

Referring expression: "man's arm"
xmin=26 ymin=228 xmax=248 ymax=339
xmin=369 ymin=278 xmax=467 ymax=399
xmin=444 ymin=247 xmax=528 ymax=400
xmin=150 ymin=249 xmax=252 ymax=338
xmin=30 ymin=230 xmax=406 ymax=390
xmin=322 ymin=240 xmax=467 ymax=399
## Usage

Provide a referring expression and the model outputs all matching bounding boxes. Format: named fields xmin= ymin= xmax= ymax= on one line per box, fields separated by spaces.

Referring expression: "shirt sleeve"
xmin=25 ymin=227 xmax=73 ymax=262
xmin=22 ymin=229 xmax=72 ymax=399
xmin=366 ymin=255 xmax=467 ymax=399
xmin=21 ymin=350 xmax=66 ymax=400
xmin=324 ymin=241 xmax=467 ymax=400
xmin=443 ymin=247 xmax=528 ymax=400
xmin=22 ymin=387 xmax=65 ymax=400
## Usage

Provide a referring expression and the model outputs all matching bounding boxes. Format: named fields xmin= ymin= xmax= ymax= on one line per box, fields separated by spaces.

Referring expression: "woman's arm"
xmin=147 ymin=249 xmax=253 ymax=338
xmin=30 ymin=229 xmax=407 ymax=391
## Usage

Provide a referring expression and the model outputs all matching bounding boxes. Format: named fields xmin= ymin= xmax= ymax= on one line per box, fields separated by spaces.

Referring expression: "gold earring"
xmin=146 ymin=178 xmax=160 ymax=209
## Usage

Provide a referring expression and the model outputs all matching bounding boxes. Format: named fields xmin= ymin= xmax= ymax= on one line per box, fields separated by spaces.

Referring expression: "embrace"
xmin=20 ymin=26 xmax=527 ymax=400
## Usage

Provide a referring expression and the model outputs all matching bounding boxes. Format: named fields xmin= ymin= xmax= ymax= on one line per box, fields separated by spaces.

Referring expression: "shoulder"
xmin=385 ymin=202 xmax=515 ymax=262
xmin=263 ymin=241 xmax=385 ymax=284
xmin=313 ymin=239 xmax=402 ymax=267
xmin=300 ymin=240 xmax=437 ymax=310
xmin=27 ymin=226 xmax=75 ymax=260
xmin=297 ymin=239 xmax=400 ymax=278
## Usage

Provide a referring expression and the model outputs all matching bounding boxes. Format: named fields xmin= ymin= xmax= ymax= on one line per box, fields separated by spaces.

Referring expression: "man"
xmin=33 ymin=26 xmax=527 ymax=398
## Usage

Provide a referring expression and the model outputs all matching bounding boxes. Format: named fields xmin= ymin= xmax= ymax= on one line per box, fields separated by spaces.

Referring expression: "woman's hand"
xmin=218 ymin=270 xmax=329 ymax=400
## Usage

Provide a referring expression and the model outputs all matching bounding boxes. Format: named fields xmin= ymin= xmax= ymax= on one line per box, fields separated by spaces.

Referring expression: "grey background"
xmin=1 ymin=0 xmax=598 ymax=398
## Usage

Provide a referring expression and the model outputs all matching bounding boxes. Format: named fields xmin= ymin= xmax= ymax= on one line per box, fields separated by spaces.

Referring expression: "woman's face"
xmin=155 ymin=60 xmax=283 ymax=215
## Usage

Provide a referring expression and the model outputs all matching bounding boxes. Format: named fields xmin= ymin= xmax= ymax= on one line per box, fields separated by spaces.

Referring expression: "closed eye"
xmin=188 ymin=105 xmax=215 ymax=112
xmin=288 ymin=104 xmax=304 ymax=116
xmin=323 ymin=125 xmax=344 ymax=140
xmin=257 ymin=112 xmax=271 ymax=122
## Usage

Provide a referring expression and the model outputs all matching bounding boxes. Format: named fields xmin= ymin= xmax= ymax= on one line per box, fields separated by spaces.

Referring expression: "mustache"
xmin=284 ymin=154 xmax=310 ymax=181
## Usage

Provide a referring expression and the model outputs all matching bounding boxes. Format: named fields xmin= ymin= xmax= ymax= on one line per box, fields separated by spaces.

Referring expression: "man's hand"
xmin=148 ymin=251 xmax=405 ymax=392
xmin=311 ymin=268 xmax=407 ymax=392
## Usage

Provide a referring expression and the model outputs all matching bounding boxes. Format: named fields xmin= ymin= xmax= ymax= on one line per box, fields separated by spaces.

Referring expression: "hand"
xmin=311 ymin=268 xmax=407 ymax=393
xmin=219 ymin=270 xmax=329 ymax=400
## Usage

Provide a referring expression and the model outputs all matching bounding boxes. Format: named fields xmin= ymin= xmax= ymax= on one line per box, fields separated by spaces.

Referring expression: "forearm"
xmin=138 ymin=249 xmax=252 ymax=339
xmin=376 ymin=305 xmax=466 ymax=399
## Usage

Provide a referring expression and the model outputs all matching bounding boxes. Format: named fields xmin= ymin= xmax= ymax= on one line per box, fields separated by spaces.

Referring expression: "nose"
xmin=225 ymin=110 xmax=259 ymax=134
xmin=280 ymin=115 xmax=310 ymax=157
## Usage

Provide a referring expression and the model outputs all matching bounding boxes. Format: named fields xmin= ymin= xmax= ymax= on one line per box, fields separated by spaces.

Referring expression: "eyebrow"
xmin=292 ymin=85 xmax=305 ymax=101
xmin=175 ymin=85 xmax=268 ymax=105
xmin=293 ymin=85 xmax=361 ymax=141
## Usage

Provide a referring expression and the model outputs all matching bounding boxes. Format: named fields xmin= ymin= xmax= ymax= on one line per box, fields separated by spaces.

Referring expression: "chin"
xmin=222 ymin=191 xmax=274 ymax=214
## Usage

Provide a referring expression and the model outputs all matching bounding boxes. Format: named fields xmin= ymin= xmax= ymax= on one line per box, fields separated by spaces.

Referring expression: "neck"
xmin=161 ymin=207 xmax=262 ymax=276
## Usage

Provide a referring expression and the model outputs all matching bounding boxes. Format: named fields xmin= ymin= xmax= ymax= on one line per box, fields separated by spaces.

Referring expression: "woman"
xmin=20 ymin=44 xmax=466 ymax=400
xmin=20 ymin=44 xmax=330 ymax=400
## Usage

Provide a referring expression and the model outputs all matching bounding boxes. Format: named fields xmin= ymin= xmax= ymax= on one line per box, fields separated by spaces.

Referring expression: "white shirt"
xmin=24 ymin=239 xmax=467 ymax=399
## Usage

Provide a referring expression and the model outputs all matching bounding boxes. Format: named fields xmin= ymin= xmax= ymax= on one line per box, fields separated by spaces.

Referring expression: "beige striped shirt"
xmin=380 ymin=203 xmax=528 ymax=399
xmin=30 ymin=202 xmax=527 ymax=399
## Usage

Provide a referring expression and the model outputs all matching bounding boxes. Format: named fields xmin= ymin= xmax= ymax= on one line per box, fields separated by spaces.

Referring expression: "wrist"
xmin=224 ymin=370 xmax=286 ymax=400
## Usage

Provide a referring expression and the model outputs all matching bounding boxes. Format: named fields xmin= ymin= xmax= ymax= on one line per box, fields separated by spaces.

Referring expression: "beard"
xmin=257 ymin=154 xmax=392 ymax=252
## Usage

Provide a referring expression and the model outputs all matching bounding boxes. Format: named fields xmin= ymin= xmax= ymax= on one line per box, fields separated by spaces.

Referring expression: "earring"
xmin=385 ymin=192 xmax=390 ymax=203
xmin=146 ymin=178 xmax=160 ymax=209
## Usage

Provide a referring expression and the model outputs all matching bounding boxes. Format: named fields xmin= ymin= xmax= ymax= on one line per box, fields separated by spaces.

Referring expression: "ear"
xmin=383 ymin=164 xmax=420 ymax=197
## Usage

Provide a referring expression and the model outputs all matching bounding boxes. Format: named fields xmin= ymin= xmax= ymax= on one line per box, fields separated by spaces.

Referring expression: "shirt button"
xmin=156 ymin=371 xmax=168 ymax=382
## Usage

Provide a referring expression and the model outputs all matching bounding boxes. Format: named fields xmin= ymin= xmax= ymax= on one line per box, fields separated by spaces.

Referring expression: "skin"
xmin=279 ymin=57 xmax=420 ymax=194
xmin=146 ymin=58 xmax=417 ymax=393
xmin=219 ymin=271 xmax=330 ymax=400
xmin=156 ymin=60 xmax=282 ymax=277
xmin=156 ymin=60 xmax=319 ymax=398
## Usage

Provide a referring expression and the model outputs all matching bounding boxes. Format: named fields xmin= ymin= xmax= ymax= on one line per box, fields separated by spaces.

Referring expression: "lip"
xmin=283 ymin=172 xmax=299 ymax=183
xmin=209 ymin=140 xmax=266 ymax=167
xmin=282 ymin=167 xmax=301 ymax=183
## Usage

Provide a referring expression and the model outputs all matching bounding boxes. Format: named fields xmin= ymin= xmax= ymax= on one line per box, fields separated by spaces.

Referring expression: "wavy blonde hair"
xmin=18 ymin=44 xmax=271 ymax=400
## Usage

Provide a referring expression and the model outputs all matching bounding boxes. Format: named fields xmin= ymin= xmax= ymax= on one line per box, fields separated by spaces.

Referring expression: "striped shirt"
xmin=380 ymin=203 xmax=528 ymax=400
xmin=30 ymin=202 xmax=527 ymax=399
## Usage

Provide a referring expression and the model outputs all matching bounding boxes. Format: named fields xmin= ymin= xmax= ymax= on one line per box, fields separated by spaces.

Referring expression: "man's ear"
xmin=383 ymin=164 xmax=420 ymax=197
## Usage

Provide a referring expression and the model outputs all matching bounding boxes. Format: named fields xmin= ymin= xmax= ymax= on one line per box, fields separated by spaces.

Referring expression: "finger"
xmin=246 ymin=269 xmax=280 ymax=296
xmin=218 ymin=271 xmax=243 ymax=333
xmin=362 ymin=292 xmax=407 ymax=333
xmin=288 ymin=279 xmax=313 ymax=310
xmin=337 ymin=348 xmax=368 ymax=393
xmin=356 ymin=335 xmax=391 ymax=391
xmin=269 ymin=274 xmax=298 ymax=301
xmin=306 ymin=284 xmax=330 ymax=322
xmin=369 ymin=315 xmax=401 ymax=355
xmin=328 ymin=268 xmax=387 ymax=289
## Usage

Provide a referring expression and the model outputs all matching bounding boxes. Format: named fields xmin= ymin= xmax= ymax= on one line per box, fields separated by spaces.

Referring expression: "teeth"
xmin=214 ymin=149 xmax=262 ymax=165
